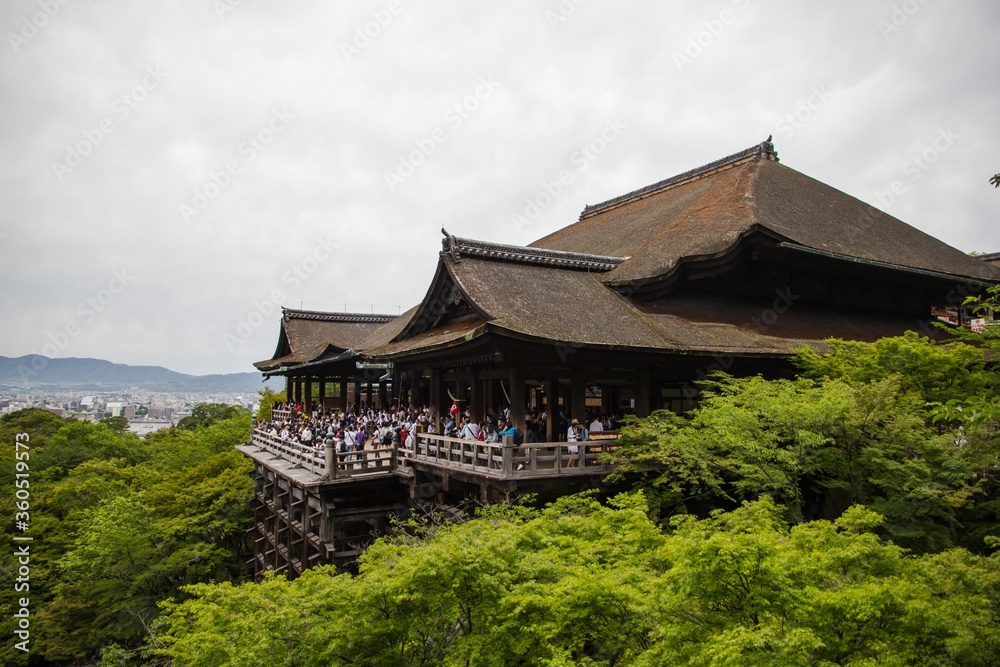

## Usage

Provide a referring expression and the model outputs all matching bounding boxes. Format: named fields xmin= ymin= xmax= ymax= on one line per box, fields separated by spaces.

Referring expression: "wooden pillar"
xmin=378 ymin=380 xmax=388 ymax=409
xmin=293 ymin=379 xmax=302 ymax=407
xmin=285 ymin=376 xmax=292 ymax=399
xmin=303 ymin=379 xmax=313 ymax=414
xmin=509 ymin=368 xmax=525 ymax=430
xmin=482 ymin=380 xmax=494 ymax=420
xmin=636 ymin=370 xmax=651 ymax=418
xmin=471 ymin=372 xmax=484 ymax=423
xmin=429 ymin=369 xmax=441 ymax=418
xmin=570 ymin=370 xmax=586 ymax=426
xmin=339 ymin=379 xmax=348 ymax=412
xmin=408 ymin=369 xmax=421 ymax=408
xmin=318 ymin=381 xmax=326 ymax=415
xmin=354 ymin=380 xmax=362 ymax=408
xmin=365 ymin=381 xmax=373 ymax=409
xmin=544 ymin=379 xmax=556 ymax=442
xmin=391 ymin=369 xmax=401 ymax=409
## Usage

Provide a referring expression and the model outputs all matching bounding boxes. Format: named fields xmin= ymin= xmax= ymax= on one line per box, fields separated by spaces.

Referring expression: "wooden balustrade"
xmin=413 ymin=432 xmax=619 ymax=478
xmin=250 ymin=429 xmax=398 ymax=480
xmin=250 ymin=428 xmax=620 ymax=482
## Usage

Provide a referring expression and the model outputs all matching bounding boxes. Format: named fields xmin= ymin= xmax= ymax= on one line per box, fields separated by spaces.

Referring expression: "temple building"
xmin=242 ymin=138 xmax=1000 ymax=576
xmin=255 ymin=138 xmax=1000 ymax=430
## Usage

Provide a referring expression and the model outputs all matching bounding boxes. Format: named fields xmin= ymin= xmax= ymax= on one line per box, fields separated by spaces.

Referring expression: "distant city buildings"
xmin=0 ymin=389 xmax=258 ymax=436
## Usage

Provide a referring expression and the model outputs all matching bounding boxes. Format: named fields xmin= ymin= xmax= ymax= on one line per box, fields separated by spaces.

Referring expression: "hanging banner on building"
xmin=356 ymin=361 xmax=392 ymax=370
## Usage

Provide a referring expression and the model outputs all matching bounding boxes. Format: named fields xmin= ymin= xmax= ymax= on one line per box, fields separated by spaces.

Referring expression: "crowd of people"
xmin=256 ymin=403 xmax=426 ymax=457
xmin=256 ymin=399 xmax=622 ymax=462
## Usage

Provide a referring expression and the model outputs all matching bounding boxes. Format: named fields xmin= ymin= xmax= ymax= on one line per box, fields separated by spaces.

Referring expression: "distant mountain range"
xmin=0 ymin=355 xmax=282 ymax=393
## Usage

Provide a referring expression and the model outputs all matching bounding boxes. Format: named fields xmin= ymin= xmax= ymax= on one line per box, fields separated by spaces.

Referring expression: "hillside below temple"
xmin=242 ymin=138 xmax=1000 ymax=576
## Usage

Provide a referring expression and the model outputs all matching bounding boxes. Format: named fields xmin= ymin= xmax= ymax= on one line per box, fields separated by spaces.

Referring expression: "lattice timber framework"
xmin=239 ymin=428 xmax=625 ymax=577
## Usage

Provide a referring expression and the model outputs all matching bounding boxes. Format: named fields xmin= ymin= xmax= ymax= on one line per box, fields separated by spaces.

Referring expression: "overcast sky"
xmin=1 ymin=0 xmax=997 ymax=376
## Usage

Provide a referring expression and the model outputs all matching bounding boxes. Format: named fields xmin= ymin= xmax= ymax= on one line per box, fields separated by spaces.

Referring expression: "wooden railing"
xmin=413 ymin=432 xmax=620 ymax=479
xmin=271 ymin=407 xmax=292 ymax=421
xmin=249 ymin=429 xmax=403 ymax=480
xmin=249 ymin=429 xmax=620 ymax=482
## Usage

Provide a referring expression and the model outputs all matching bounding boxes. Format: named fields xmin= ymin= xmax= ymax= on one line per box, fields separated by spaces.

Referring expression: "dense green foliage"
xmin=612 ymin=332 xmax=1000 ymax=555
xmin=176 ymin=403 xmax=251 ymax=431
xmin=256 ymin=387 xmax=287 ymax=422
xmin=155 ymin=494 xmax=1000 ymax=666
xmin=0 ymin=405 xmax=253 ymax=666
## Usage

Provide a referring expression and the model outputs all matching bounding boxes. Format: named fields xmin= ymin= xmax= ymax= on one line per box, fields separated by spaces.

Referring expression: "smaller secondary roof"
xmin=253 ymin=308 xmax=397 ymax=372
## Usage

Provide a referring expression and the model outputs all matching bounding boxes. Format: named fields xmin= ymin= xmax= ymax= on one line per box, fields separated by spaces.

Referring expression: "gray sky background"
xmin=1 ymin=0 xmax=997 ymax=376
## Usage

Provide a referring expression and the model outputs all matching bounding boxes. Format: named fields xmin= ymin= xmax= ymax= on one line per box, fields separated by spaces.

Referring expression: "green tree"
xmin=0 ymin=408 xmax=253 ymax=665
xmin=256 ymin=387 xmax=286 ymax=422
xmin=793 ymin=331 xmax=992 ymax=405
xmin=177 ymin=403 xmax=251 ymax=431
xmin=611 ymin=368 xmax=995 ymax=552
xmin=156 ymin=494 xmax=1000 ymax=666
xmin=101 ymin=415 xmax=130 ymax=433
xmin=641 ymin=498 xmax=1000 ymax=666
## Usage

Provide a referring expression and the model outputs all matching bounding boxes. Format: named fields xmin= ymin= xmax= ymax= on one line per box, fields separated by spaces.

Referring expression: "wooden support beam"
xmin=470 ymin=370 xmax=484 ymax=423
xmin=429 ymin=369 xmax=441 ymax=419
xmin=409 ymin=369 xmax=421 ymax=409
xmin=636 ymin=369 xmax=651 ymax=417
xmin=544 ymin=379 xmax=557 ymax=442
xmin=509 ymin=368 xmax=525 ymax=430
xmin=570 ymin=370 xmax=586 ymax=427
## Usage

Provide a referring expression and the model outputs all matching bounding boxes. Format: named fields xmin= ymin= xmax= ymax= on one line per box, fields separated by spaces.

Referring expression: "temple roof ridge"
xmin=441 ymin=230 xmax=627 ymax=272
xmin=281 ymin=308 xmax=397 ymax=324
xmin=579 ymin=136 xmax=779 ymax=220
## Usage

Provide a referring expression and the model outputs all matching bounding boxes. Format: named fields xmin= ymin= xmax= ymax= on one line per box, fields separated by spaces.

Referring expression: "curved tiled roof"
xmin=530 ymin=139 xmax=1000 ymax=286
xmin=253 ymin=308 xmax=399 ymax=371
xmin=255 ymin=138 xmax=1000 ymax=371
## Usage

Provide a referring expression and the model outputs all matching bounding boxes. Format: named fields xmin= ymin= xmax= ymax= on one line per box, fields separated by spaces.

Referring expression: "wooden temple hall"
xmin=241 ymin=138 xmax=1000 ymax=575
